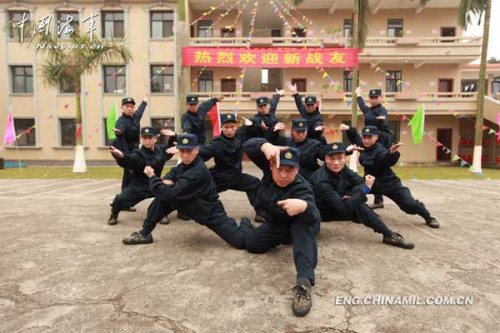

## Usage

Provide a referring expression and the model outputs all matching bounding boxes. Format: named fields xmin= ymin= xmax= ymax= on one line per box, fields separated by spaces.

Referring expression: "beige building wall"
xmin=1 ymin=1 xmax=497 ymax=164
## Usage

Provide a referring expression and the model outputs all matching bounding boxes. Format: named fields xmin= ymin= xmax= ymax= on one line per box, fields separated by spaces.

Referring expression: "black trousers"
xmin=111 ymin=181 xmax=153 ymax=215
xmin=246 ymin=220 xmax=320 ymax=285
xmin=214 ymin=173 xmax=260 ymax=207
xmin=139 ymin=198 xmax=252 ymax=249
xmin=373 ymin=131 xmax=395 ymax=205
xmin=121 ymin=169 xmax=134 ymax=190
xmin=373 ymin=182 xmax=431 ymax=220
xmin=321 ymin=204 xmax=393 ymax=237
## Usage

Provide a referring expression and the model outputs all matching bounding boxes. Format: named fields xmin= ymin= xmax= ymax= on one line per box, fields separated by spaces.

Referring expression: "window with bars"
xmin=11 ymin=66 xmax=33 ymax=93
xmin=198 ymin=70 xmax=213 ymax=92
xmin=60 ymin=119 xmax=76 ymax=146
xmin=102 ymin=11 xmax=124 ymax=38
xmin=57 ymin=11 xmax=79 ymax=39
xmin=104 ymin=66 xmax=126 ymax=94
xmin=14 ymin=119 xmax=36 ymax=146
xmin=9 ymin=11 xmax=32 ymax=40
xmin=197 ymin=20 xmax=213 ymax=38
xmin=386 ymin=71 xmax=402 ymax=93
xmin=151 ymin=11 xmax=174 ymax=38
xmin=387 ymin=19 xmax=403 ymax=38
xmin=151 ymin=65 xmax=174 ymax=93
xmin=343 ymin=70 xmax=352 ymax=93
xmin=344 ymin=19 xmax=352 ymax=45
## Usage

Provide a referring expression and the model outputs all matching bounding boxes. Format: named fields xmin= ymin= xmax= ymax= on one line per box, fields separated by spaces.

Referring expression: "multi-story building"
xmin=1 ymin=0 xmax=499 ymax=165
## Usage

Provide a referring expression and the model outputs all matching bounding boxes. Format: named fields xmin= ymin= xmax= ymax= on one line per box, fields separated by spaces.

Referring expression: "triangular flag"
xmin=482 ymin=125 xmax=489 ymax=131
xmin=489 ymin=129 xmax=496 ymax=135
xmin=436 ymin=142 xmax=443 ymax=147
xmin=106 ymin=102 xmax=118 ymax=140
xmin=460 ymin=160 xmax=468 ymax=167
xmin=408 ymin=105 xmax=425 ymax=144
xmin=2 ymin=108 xmax=16 ymax=144
xmin=452 ymin=154 xmax=460 ymax=161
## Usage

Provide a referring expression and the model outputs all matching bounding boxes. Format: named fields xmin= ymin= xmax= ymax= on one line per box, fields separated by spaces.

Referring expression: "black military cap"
xmin=369 ymin=89 xmax=382 ymax=98
xmin=177 ymin=134 xmax=198 ymax=149
xmin=140 ymin=126 xmax=156 ymax=136
xmin=279 ymin=148 xmax=300 ymax=167
xmin=256 ymin=96 xmax=270 ymax=106
xmin=292 ymin=118 xmax=308 ymax=131
xmin=304 ymin=95 xmax=317 ymax=105
xmin=361 ymin=126 xmax=379 ymax=136
xmin=186 ymin=94 xmax=199 ymax=104
xmin=122 ymin=97 xmax=136 ymax=106
xmin=324 ymin=142 xmax=346 ymax=155
xmin=221 ymin=113 xmax=237 ymax=124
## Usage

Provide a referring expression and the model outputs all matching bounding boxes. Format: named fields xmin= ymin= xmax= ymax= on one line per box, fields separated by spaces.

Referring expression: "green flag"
xmin=106 ymin=102 xmax=118 ymax=140
xmin=408 ymin=105 xmax=425 ymax=144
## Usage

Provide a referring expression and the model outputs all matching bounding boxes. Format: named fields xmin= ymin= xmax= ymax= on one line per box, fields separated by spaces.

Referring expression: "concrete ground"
xmin=0 ymin=166 xmax=499 ymax=332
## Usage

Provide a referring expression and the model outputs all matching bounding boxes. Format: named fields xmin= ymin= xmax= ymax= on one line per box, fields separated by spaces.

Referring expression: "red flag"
xmin=315 ymin=99 xmax=321 ymax=113
xmin=75 ymin=124 xmax=83 ymax=141
xmin=208 ymin=103 xmax=221 ymax=138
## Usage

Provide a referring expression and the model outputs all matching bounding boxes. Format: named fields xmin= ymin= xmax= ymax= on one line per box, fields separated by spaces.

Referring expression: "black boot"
xmin=239 ymin=217 xmax=255 ymax=234
xmin=292 ymin=278 xmax=312 ymax=317
xmin=383 ymin=232 xmax=415 ymax=249
xmin=369 ymin=202 xmax=384 ymax=209
xmin=122 ymin=232 xmax=153 ymax=245
xmin=425 ymin=217 xmax=440 ymax=229
xmin=107 ymin=213 xmax=118 ymax=225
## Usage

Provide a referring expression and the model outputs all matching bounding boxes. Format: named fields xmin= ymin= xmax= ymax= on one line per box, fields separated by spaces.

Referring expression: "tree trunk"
xmin=349 ymin=0 xmax=360 ymax=172
xmin=176 ymin=0 xmax=189 ymax=133
xmin=471 ymin=0 xmax=491 ymax=174
xmin=73 ymin=86 xmax=87 ymax=173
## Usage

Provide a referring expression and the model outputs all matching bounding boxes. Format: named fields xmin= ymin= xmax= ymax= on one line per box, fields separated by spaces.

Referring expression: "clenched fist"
xmin=364 ymin=174 xmax=375 ymax=188
xmin=277 ymin=199 xmax=308 ymax=216
xmin=144 ymin=166 xmax=155 ymax=178
xmin=340 ymin=124 xmax=350 ymax=132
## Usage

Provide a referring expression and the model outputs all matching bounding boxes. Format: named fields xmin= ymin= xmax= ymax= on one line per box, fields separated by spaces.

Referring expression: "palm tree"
xmin=13 ymin=27 xmax=133 ymax=172
xmin=349 ymin=0 xmax=370 ymax=171
xmin=176 ymin=0 xmax=189 ymax=133
xmin=457 ymin=0 xmax=491 ymax=173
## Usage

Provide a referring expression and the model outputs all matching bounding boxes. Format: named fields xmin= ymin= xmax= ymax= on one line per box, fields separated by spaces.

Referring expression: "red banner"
xmin=182 ymin=47 xmax=359 ymax=68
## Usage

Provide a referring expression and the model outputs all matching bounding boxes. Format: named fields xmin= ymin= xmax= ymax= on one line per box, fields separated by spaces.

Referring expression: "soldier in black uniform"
xmin=243 ymin=138 xmax=321 ymax=317
xmin=122 ymin=134 xmax=254 ymax=248
xmin=355 ymin=87 xmax=394 ymax=209
xmin=181 ymin=94 xmax=224 ymax=145
xmin=309 ymin=142 xmax=414 ymax=249
xmin=274 ymin=118 xmax=324 ymax=180
xmin=288 ymin=82 xmax=326 ymax=145
xmin=113 ymin=95 xmax=149 ymax=193
xmin=107 ymin=127 xmax=174 ymax=225
xmin=342 ymin=125 xmax=440 ymax=229
xmin=196 ymin=113 xmax=264 ymax=222
xmin=243 ymin=92 xmax=284 ymax=143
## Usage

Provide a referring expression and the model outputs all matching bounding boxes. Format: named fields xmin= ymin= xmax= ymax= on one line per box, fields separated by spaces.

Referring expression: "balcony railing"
xmin=189 ymin=36 xmax=482 ymax=48
xmin=189 ymin=91 xmax=478 ymax=114
xmin=191 ymin=91 xmax=478 ymax=101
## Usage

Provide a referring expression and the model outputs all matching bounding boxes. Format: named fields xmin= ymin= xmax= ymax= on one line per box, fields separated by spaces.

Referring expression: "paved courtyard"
xmin=0 ymin=168 xmax=499 ymax=332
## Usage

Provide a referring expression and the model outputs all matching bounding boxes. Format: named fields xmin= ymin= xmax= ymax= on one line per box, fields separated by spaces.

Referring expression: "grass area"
xmin=1 ymin=165 xmax=500 ymax=180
